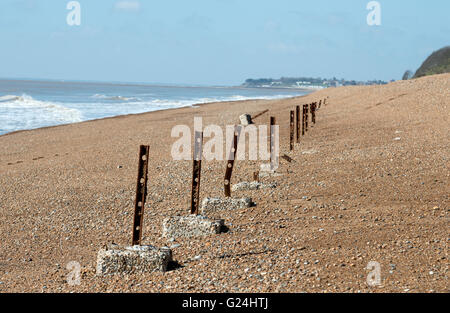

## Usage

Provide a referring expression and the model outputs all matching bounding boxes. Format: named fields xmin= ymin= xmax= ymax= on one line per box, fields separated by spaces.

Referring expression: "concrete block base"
xmin=259 ymin=163 xmax=282 ymax=178
xmin=239 ymin=113 xmax=253 ymax=126
xmin=258 ymin=170 xmax=283 ymax=178
xmin=163 ymin=215 xmax=225 ymax=238
xmin=96 ymin=244 xmax=172 ymax=276
xmin=201 ymin=197 xmax=254 ymax=214
xmin=232 ymin=181 xmax=277 ymax=191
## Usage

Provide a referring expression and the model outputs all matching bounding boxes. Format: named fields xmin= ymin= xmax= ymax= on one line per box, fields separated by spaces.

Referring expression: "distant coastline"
xmin=242 ymin=77 xmax=392 ymax=89
xmin=233 ymin=85 xmax=315 ymax=91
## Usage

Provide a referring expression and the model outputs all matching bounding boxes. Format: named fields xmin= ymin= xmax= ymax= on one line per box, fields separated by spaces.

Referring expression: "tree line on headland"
xmin=243 ymin=46 xmax=449 ymax=88
xmin=403 ymin=46 xmax=449 ymax=80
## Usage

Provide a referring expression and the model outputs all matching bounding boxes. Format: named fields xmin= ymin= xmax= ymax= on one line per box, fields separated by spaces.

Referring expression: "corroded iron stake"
xmin=253 ymin=109 xmax=269 ymax=120
xmin=302 ymin=105 xmax=306 ymax=136
xmin=290 ymin=110 xmax=295 ymax=151
xmin=132 ymin=145 xmax=150 ymax=246
xmin=224 ymin=126 xmax=241 ymax=197
xmin=296 ymin=105 xmax=300 ymax=143
xmin=270 ymin=116 xmax=276 ymax=165
xmin=191 ymin=131 xmax=203 ymax=215
xmin=315 ymin=102 xmax=318 ymax=120
xmin=253 ymin=171 xmax=259 ymax=182
xmin=305 ymin=104 xmax=309 ymax=132
xmin=312 ymin=102 xmax=316 ymax=124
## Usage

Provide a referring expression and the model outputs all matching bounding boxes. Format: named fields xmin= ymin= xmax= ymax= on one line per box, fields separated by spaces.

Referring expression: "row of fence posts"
xmin=131 ymin=97 xmax=328 ymax=245
xmin=289 ymin=100 xmax=324 ymax=151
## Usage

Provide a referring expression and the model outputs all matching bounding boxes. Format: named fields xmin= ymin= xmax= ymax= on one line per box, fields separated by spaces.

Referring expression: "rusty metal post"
xmin=303 ymin=105 xmax=305 ymax=134
xmin=304 ymin=104 xmax=309 ymax=132
xmin=270 ymin=116 xmax=276 ymax=165
xmin=290 ymin=110 xmax=295 ymax=151
xmin=315 ymin=102 xmax=317 ymax=122
xmin=132 ymin=145 xmax=150 ymax=246
xmin=314 ymin=102 xmax=317 ymax=124
xmin=224 ymin=126 xmax=241 ymax=197
xmin=191 ymin=131 xmax=203 ymax=215
xmin=312 ymin=102 xmax=316 ymax=124
xmin=296 ymin=105 xmax=300 ymax=143
xmin=302 ymin=105 xmax=305 ymax=136
xmin=253 ymin=171 xmax=259 ymax=182
xmin=253 ymin=109 xmax=269 ymax=120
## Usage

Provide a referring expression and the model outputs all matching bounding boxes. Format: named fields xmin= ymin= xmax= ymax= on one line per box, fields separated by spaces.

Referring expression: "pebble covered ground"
xmin=0 ymin=73 xmax=448 ymax=293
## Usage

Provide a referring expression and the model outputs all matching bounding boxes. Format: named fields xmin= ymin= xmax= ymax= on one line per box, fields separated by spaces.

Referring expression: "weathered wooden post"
xmin=224 ymin=126 xmax=240 ymax=197
xmin=190 ymin=131 xmax=203 ymax=215
xmin=290 ymin=110 xmax=295 ymax=151
xmin=132 ymin=145 xmax=150 ymax=246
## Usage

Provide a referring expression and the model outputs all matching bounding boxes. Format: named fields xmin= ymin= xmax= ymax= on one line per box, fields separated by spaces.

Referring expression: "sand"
xmin=0 ymin=73 xmax=448 ymax=293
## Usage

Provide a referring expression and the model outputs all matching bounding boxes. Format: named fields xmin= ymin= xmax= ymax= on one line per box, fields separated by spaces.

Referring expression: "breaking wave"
xmin=91 ymin=94 xmax=141 ymax=101
xmin=0 ymin=94 xmax=82 ymax=134
xmin=0 ymin=82 xmax=306 ymax=136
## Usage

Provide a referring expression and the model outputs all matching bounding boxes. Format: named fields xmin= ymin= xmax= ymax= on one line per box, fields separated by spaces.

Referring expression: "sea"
xmin=0 ymin=79 xmax=309 ymax=136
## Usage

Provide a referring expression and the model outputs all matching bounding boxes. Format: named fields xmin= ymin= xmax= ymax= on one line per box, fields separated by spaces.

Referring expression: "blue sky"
xmin=0 ymin=0 xmax=448 ymax=85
